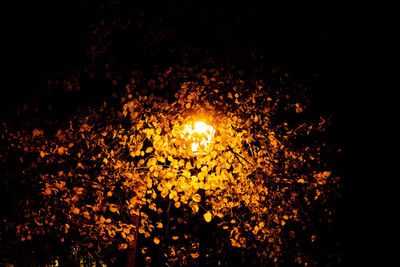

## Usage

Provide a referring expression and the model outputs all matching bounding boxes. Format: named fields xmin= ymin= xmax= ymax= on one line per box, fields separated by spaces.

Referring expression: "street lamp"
xmin=183 ymin=121 xmax=215 ymax=156
xmin=183 ymin=121 xmax=215 ymax=264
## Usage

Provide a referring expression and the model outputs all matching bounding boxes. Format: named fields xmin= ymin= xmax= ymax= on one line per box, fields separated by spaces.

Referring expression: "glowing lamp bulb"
xmin=184 ymin=121 xmax=215 ymax=155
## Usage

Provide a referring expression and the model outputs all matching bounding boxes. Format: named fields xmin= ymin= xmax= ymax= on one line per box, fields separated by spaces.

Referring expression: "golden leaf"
xmin=97 ymin=215 xmax=106 ymax=224
xmin=57 ymin=147 xmax=67 ymax=155
xmin=178 ymin=159 xmax=185 ymax=167
xmin=147 ymin=157 xmax=157 ymax=167
xmin=197 ymin=172 xmax=205 ymax=181
xmin=119 ymin=243 xmax=128 ymax=250
xmin=72 ymin=207 xmax=80 ymax=214
xmin=109 ymin=205 xmax=119 ymax=213
xmin=191 ymin=252 xmax=199 ymax=258
xmin=153 ymin=237 xmax=160 ymax=244
xmin=33 ymin=128 xmax=43 ymax=137
xmin=161 ymin=190 xmax=169 ymax=198
xmin=193 ymin=194 xmax=201 ymax=202
xmin=74 ymin=187 xmax=85 ymax=195
xmin=190 ymin=202 xmax=199 ymax=213
xmin=203 ymin=211 xmax=212 ymax=223
xmin=185 ymin=161 xmax=192 ymax=170
xmin=44 ymin=188 xmax=52 ymax=195
xmin=201 ymin=165 xmax=208 ymax=172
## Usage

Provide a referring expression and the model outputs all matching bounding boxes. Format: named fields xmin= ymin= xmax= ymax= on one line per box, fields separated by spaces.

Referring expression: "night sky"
xmin=3 ymin=1 xmax=394 ymax=265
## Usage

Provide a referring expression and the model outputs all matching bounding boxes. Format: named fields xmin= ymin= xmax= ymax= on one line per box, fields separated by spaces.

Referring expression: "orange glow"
xmin=183 ymin=121 xmax=215 ymax=155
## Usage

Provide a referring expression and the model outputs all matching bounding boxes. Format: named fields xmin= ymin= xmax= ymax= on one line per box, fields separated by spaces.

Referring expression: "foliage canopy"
xmin=1 ymin=65 xmax=338 ymax=266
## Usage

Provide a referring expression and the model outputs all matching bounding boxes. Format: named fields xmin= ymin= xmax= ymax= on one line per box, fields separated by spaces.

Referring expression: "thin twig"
xmin=228 ymin=145 xmax=253 ymax=166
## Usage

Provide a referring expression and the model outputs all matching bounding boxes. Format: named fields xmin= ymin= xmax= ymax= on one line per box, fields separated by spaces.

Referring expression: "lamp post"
xmin=125 ymin=211 xmax=140 ymax=267
xmin=183 ymin=120 xmax=215 ymax=265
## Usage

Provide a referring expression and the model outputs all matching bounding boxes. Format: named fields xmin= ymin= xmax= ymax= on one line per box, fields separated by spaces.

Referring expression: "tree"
xmin=1 ymin=64 xmax=338 ymax=266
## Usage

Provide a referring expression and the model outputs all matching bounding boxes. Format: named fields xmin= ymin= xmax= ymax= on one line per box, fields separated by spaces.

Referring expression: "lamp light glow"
xmin=183 ymin=121 xmax=215 ymax=155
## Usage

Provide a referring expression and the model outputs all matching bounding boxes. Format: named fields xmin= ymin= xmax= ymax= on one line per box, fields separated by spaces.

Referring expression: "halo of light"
xmin=183 ymin=121 xmax=215 ymax=155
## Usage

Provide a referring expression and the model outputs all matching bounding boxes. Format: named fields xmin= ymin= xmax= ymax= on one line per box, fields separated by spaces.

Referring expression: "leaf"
xmin=185 ymin=161 xmax=192 ymax=170
xmin=190 ymin=202 xmax=199 ymax=213
xmin=203 ymin=211 xmax=212 ymax=223
xmin=72 ymin=207 xmax=80 ymax=214
xmin=74 ymin=187 xmax=85 ymax=194
xmin=153 ymin=237 xmax=160 ymax=245
xmin=160 ymin=190 xmax=168 ymax=198
xmin=44 ymin=188 xmax=52 ymax=195
xmin=190 ymin=252 xmax=199 ymax=258
xmin=57 ymin=146 xmax=67 ymax=155
xmin=97 ymin=215 xmax=106 ymax=224
xmin=109 ymin=204 xmax=119 ymax=213
xmin=145 ymin=147 xmax=153 ymax=153
xmin=32 ymin=128 xmax=43 ymax=137
xmin=147 ymin=157 xmax=157 ymax=167
xmin=193 ymin=194 xmax=201 ymax=202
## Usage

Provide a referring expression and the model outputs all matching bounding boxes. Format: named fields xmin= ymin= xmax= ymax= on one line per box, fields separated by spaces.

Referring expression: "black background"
xmin=3 ymin=1 xmax=394 ymax=265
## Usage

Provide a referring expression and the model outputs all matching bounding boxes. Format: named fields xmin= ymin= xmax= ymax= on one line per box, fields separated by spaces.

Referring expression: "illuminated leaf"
xmin=189 ymin=202 xmax=199 ymax=213
xmin=109 ymin=204 xmax=119 ymax=213
xmin=193 ymin=194 xmax=201 ymax=202
xmin=203 ymin=211 xmax=212 ymax=223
